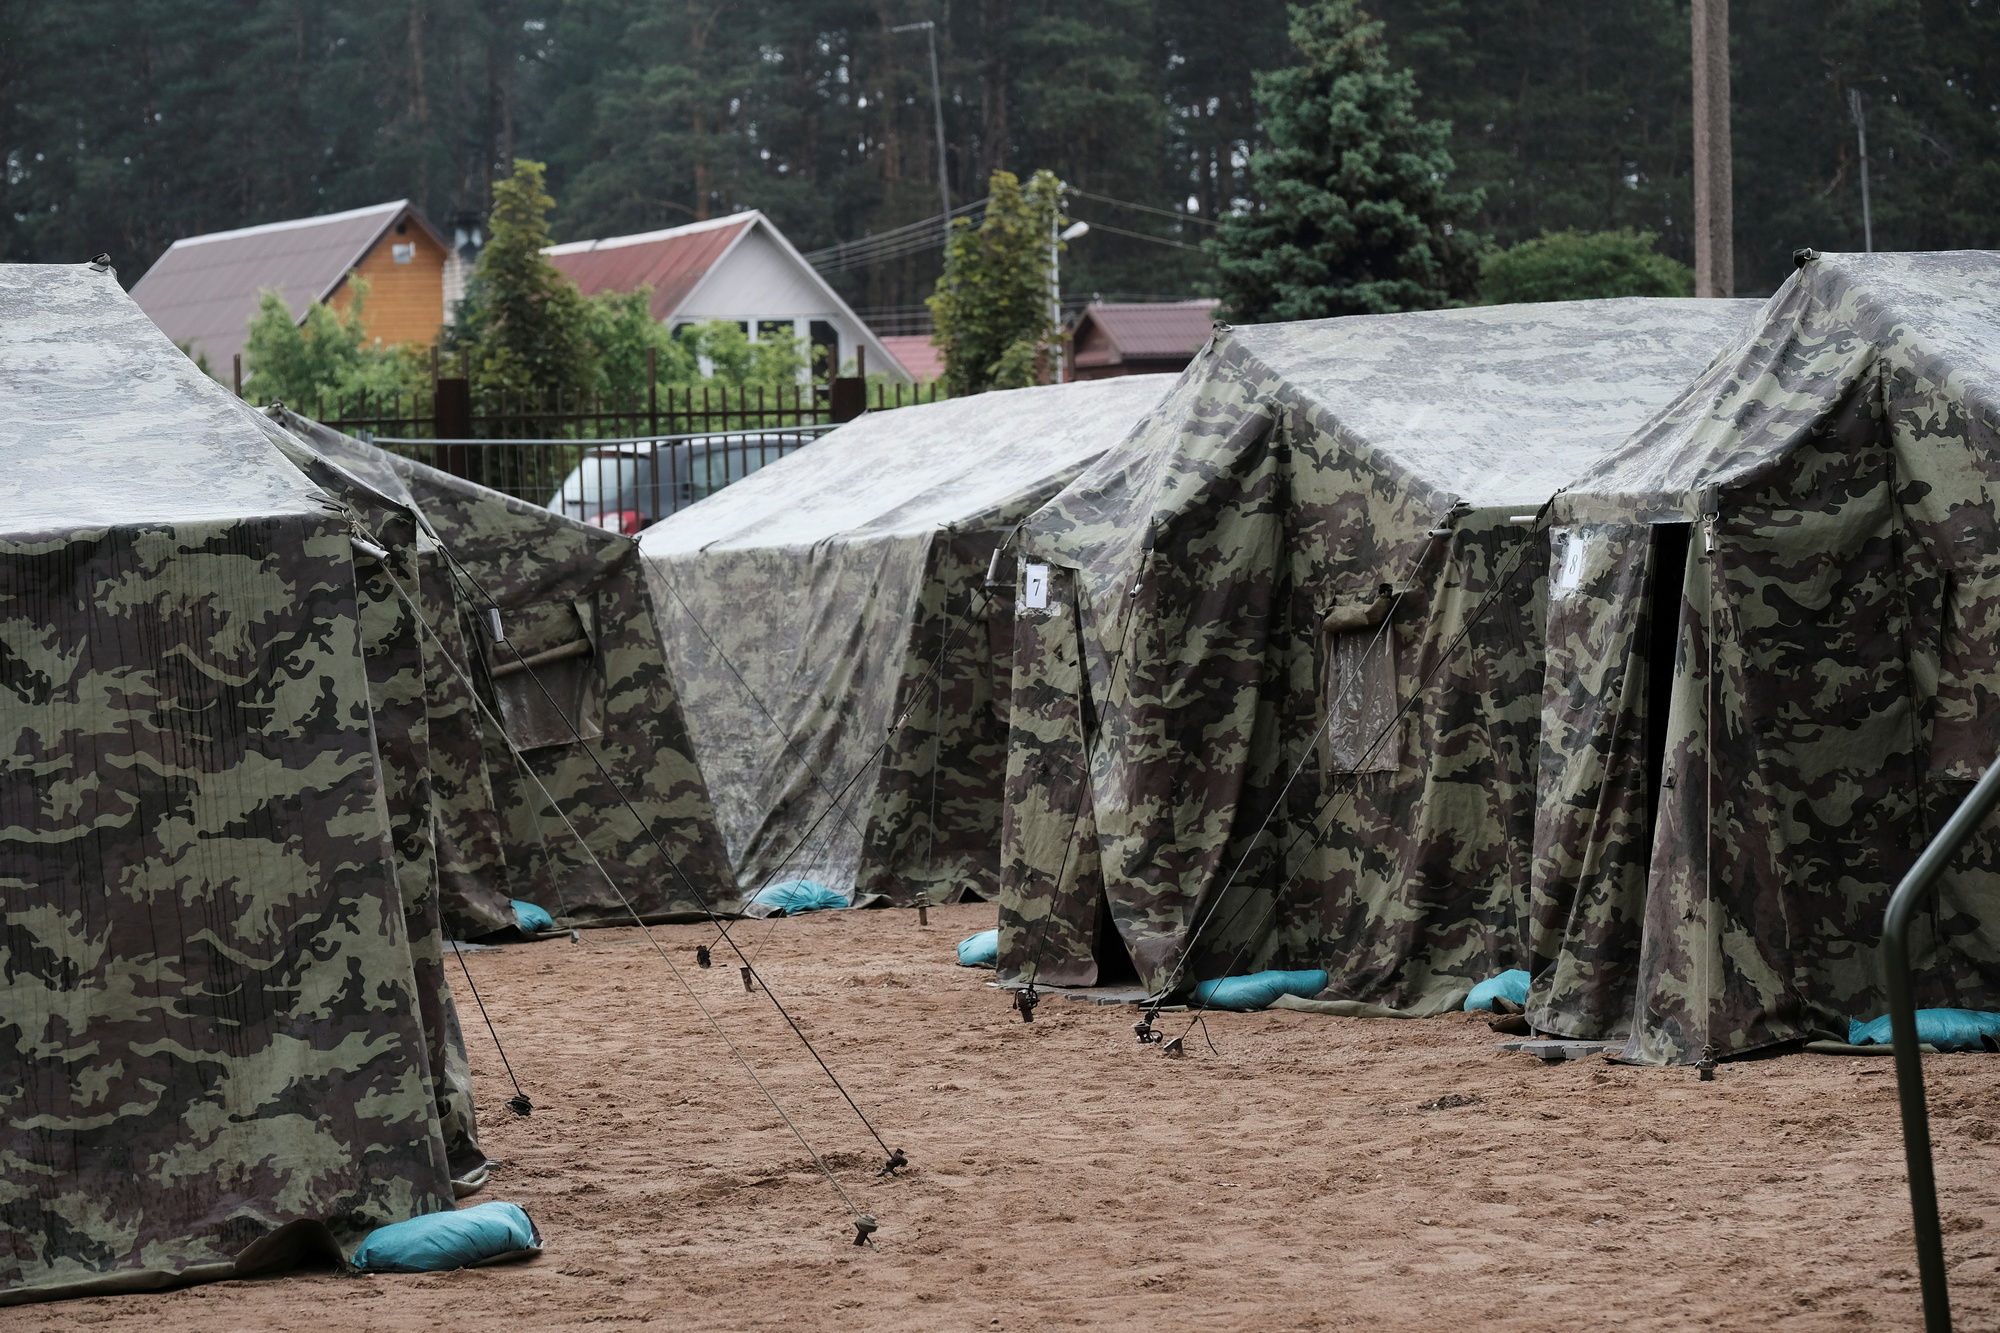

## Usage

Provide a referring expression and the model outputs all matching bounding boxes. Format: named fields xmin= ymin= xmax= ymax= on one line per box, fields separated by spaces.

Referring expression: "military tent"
xmin=998 ymin=299 xmax=1760 ymax=1002
xmin=1532 ymin=251 xmax=2000 ymax=1063
xmin=268 ymin=410 xmax=736 ymax=937
xmin=0 ymin=263 xmax=478 ymax=1303
xmin=642 ymin=376 xmax=1176 ymax=905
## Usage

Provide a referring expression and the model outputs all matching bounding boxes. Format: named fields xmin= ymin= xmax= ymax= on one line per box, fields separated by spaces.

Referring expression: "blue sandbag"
xmin=957 ymin=929 xmax=999 ymax=968
xmin=1192 ymin=969 xmax=1330 ymax=1012
xmin=351 ymin=1201 xmax=542 ymax=1273
xmin=1848 ymin=1008 xmax=2000 ymax=1053
xmin=512 ymin=900 xmax=554 ymax=933
xmin=749 ymin=879 xmax=851 ymax=915
xmin=1464 ymin=969 xmax=1531 ymax=1012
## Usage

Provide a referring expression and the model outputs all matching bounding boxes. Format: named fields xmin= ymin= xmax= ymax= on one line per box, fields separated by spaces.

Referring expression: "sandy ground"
xmin=14 ymin=901 xmax=2000 ymax=1332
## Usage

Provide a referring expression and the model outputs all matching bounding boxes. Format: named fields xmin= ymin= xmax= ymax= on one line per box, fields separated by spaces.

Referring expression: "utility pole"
xmin=891 ymin=20 xmax=952 ymax=243
xmin=1850 ymin=87 xmax=1874 ymax=253
xmin=1691 ymin=0 xmax=1733 ymax=297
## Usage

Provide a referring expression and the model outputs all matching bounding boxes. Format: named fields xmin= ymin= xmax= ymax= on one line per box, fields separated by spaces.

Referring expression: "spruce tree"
xmin=928 ymin=169 xmax=1066 ymax=395
xmin=1207 ymin=0 xmax=1480 ymax=322
xmin=452 ymin=160 xmax=595 ymax=402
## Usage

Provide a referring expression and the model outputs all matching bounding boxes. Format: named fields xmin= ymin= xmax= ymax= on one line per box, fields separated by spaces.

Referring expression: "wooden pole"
xmin=1692 ymin=0 xmax=1733 ymax=298
xmin=648 ymin=345 xmax=658 ymax=436
xmin=232 ymin=354 xmax=242 ymax=398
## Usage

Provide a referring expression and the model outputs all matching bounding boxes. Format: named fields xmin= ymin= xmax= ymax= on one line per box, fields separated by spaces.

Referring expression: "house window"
xmin=758 ymin=319 xmax=795 ymax=345
xmin=392 ymin=243 xmax=416 ymax=264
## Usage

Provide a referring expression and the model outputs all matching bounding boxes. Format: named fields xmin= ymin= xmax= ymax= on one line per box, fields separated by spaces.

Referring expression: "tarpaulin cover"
xmin=1848 ymin=1010 xmax=2000 ymax=1052
xmin=1535 ymin=253 xmax=2000 ymax=1063
xmin=958 ymin=929 xmax=1000 ymax=967
xmin=1192 ymin=969 xmax=1330 ymax=1011
xmin=999 ymin=298 xmax=1760 ymax=1004
xmin=0 ymin=264 xmax=472 ymax=1304
xmin=1464 ymin=970 xmax=1531 ymax=1011
xmin=642 ymin=377 xmax=1175 ymax=907
xmin=748 ymin=879 xmax=850 ymax=914
xmin=350 ymin=1201 xmax=542 ymax=1272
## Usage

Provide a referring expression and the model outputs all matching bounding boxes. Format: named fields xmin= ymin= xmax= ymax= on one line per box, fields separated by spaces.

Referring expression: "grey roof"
xmin=641 ymin=375 xmax=1180 ymax=554
xmin=1229 ymin=296 xmax=1765 ymax=510
xmin=0 ymin=264 xmax=325 ymax=536
xmin=129 ymin=200 xmax=419 ymax=372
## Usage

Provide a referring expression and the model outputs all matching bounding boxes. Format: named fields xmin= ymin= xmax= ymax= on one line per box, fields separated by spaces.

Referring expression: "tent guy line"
xmin=450 ymin=942 xmax=535 ymax=1117
xmin=426 ymin=530 xmax=901 ymax=1164
xmin=372 ymin=556 xmax=883 ymax=1240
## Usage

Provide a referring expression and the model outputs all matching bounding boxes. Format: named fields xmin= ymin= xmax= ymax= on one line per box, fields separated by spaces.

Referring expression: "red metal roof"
xmin=545 ymin=217 xmax=753 ymax=321
xmin=878 ymin=335 xmax=945 ymax=383
xmin=1071 ymin=300 xmax=1220 ymax=367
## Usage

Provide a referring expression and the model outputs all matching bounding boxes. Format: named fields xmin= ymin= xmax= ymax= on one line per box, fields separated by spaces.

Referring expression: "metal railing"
xmin=369 ymin=425 xmax=836 ymax=527
xmin=1885 ymin=758 xmax=2000 ymax=1333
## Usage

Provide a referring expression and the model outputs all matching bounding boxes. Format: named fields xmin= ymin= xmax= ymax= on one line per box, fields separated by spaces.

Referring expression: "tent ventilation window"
xmin=1643 ymin=523 xmax=1693 ymax=837
xmin=488 ymin=599 xmax=604 ymax=750
xmin=1320 ymin=585 xmax=1399 ymax=775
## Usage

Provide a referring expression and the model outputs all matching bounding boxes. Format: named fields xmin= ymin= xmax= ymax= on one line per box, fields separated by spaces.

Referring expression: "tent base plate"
xmin=1497 ymin=1039 xmax=1624 ymax=1064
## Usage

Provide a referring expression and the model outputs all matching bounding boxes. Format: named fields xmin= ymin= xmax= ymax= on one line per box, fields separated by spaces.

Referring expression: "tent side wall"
xmin=0 ymin=513 xmax=456 ymax=1302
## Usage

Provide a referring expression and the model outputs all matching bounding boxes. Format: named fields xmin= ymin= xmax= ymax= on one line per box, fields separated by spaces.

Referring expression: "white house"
xmin=545 ymin=212 xmax=910 ymax=382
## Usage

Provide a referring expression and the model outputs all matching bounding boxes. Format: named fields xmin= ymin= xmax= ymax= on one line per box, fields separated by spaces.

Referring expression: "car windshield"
xmin=552 ymin=451 xmax=654 ymax=520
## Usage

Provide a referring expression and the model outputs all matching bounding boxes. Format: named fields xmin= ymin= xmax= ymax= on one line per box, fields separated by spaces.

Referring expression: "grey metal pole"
xmin=1850 ymin=87 xmax=1874 ymax=253
xmin=1882 ymin=758 xmax=2000 ymax=1333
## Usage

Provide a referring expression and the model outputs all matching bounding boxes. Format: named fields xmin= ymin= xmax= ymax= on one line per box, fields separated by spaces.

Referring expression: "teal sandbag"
xmin=1848 ymin=1009 xmax=2000 ymax=1053
xmin=512 ymin=900 xmax=554 ymax=933
xmin=1464 ymin=970 xmax=1531 ymax=1011
xmin=1192 ymin=969 xmax=1330 ymax=1012
xmin=351 ymin=1202 xmax=542 ymax=1273
xmin=957 ymin=929 xmax=999 ymax=968
xmin=750 ymin=879 xmax=850 ymax=915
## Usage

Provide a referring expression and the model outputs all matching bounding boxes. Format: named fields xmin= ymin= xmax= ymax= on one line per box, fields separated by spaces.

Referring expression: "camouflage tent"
xmin=0 ymin=264 xmax=476 ymax=1303
xmin=269 ymin=411 xmax=735 ymax=937
xmin=642 ymin=376 xmax=1176 ymax=905
xmin=999 ymin=299 xmax=1760 ymax=1001
xmin=1534 ymin=252 xmax=2000 ymax=1063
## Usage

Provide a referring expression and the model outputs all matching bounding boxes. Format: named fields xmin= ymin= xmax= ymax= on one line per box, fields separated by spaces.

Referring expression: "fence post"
xmin=648 ymin=347 xmax=659 ymax=437
xmin=233 ymin=354 xmax=243 ymax=399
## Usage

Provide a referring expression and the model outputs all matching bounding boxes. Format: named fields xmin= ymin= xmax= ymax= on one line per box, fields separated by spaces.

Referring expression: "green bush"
xmin=1479 ymin=229 xmax=1693 ymax=304
xmin=241 ymin=280 xmax=428 ymax=409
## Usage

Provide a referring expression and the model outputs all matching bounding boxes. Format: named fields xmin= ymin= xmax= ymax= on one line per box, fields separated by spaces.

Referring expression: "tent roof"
xmin=0 ymin=263 xmax=326 ymax=536
xmin=640 ymin=375 xmax=1178 ymax=554
xmin=1226 ymin=297 xmax=1763 ymax=510
xmin=129 ymin=200 xmax=436 ymax=372
xmin=1565 ymin=251 xmax=2000 ymax=510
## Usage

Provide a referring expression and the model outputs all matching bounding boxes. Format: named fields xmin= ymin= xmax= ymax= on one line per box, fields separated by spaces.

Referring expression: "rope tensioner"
xmin=1014 ymin=986 xmax=1040 ymax=1024
xmin=877 ymin=1149 xmax=909 ymax=1177
xmin=853 ymin=1214 xmax=879 ymax=1246
xmin=696 ymin=945 xmax=712 ymax=969
xmin=507 ymin=1092 xmax=533 ymax=1117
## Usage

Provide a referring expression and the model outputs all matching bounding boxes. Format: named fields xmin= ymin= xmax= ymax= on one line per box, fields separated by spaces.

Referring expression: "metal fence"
xmin=370 ymin=425 xmax=839 ymax=529
xmin=306 ymin=379 xmax=948 ymax=440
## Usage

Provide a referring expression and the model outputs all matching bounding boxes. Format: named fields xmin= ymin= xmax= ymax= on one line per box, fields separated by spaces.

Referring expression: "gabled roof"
xmin=130 ymin=200 xmax=441 ymax=372
xmin=546 ymin=215 xmax=755 ymax=321
xmin=1072 ymin=299 xmax=1219 ymax=367
xmin=545 ymin=210 xmax=907 ymax=379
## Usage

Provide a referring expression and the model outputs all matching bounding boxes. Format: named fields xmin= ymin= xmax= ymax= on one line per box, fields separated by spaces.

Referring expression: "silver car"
xmin=549 ymin=429 xmax=828 ymax=533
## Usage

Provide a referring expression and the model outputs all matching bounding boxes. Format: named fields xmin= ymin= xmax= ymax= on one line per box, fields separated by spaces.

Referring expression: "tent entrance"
xmin=1090 ymin=888 xmax=1141 ymax=986
xmin=1643 ymin=522 xmax=1693 ymax=842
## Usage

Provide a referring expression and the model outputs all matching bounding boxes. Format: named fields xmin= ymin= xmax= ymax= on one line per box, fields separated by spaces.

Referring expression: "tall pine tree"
xmin=1207 ymin=0 xmax=1478 ymax=321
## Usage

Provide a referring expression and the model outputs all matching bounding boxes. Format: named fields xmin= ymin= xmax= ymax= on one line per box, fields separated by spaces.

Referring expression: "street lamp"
xmin=890 ymin=20 xmax=951 ymax=242
xmin=1051 ymin=216 xmax=1089 ymax=382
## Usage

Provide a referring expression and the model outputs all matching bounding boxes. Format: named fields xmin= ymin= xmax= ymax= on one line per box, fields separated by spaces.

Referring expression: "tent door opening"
xmin=1643 ymin=522 xmax=1693 ymax=842
xmin=1089 ymin=888 xmax=1140 ymax=986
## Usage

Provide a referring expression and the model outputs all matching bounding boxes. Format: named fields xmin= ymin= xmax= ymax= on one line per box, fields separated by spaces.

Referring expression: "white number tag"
xmin=1022 ymin=563 xmax=1050 ymax=610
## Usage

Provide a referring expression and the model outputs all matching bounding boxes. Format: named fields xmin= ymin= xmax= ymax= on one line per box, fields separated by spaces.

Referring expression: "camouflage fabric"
xmin=1539 ymin=252 xmax=2000 ymax=1063
xmin=641 ymin=377 xmax=1175 ymax=905
xmin=0 ymin=265 xmax=458 ymax=1304
xmin=275 ymin=412 xmax=735 ymax=933
xmin=1000 ymin=299 xmax=1761 ymax=1002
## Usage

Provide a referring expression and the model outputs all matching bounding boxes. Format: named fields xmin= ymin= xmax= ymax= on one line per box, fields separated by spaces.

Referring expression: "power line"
xmin=1070 ymin=217 xmax=1207 ymax=252
xmin=1068 ymin=188 xmax=1219 ymax=228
